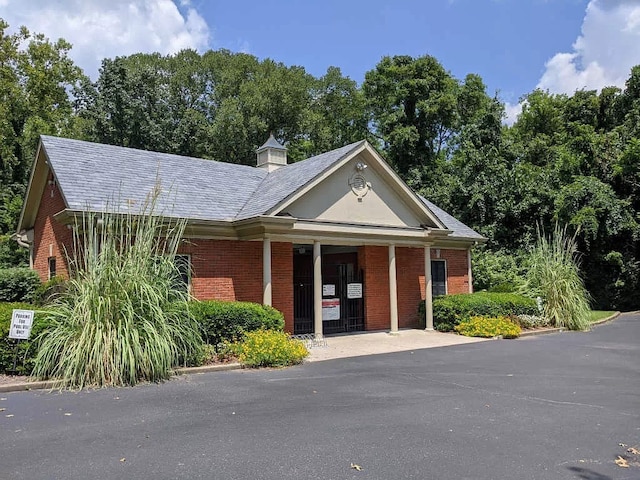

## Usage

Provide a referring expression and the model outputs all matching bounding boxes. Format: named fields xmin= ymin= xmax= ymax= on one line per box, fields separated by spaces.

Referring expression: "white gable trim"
xmin=17 ymin=140 xmax=69 ymax=233
xmin=268 ymin=141 xmax=446 ymax=230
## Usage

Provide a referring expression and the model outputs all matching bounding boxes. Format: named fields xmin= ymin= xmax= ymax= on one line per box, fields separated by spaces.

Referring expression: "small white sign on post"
xmin=322 ymin=284 xmax=336 ymax=296
xmin=9 ymin=309 xmax=34 ymax=340
xmin=347 ymin=283 xmax=363 ymax=299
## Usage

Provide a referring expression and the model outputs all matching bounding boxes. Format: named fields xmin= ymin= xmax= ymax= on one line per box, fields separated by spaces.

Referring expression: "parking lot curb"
xmin=590 ymin=311 xmax=620 ymax=326
xmin=0 ymin=379 xmax=63 ymax=393
xmin=0 ymin=363 xmax=244 ymax=393
xmin=519 ymin=327 xmax=564 ymax=337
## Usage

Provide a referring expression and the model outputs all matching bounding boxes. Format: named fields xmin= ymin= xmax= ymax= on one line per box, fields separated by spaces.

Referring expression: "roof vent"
xmin=256 ymin=134 xmax=287 ymax=172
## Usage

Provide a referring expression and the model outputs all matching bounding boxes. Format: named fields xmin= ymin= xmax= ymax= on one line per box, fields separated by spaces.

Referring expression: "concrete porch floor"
xmin=305 ymin=329 xmax=489 ymax=362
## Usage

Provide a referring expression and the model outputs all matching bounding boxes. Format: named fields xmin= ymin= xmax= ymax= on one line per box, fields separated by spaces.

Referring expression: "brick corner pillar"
xmin=424 ymin=245 xmax=434 ymax=331
xmin=313 ymin=241 xmax=323 ymax=339
xmin=467 ymin=247 xmax=474 ymax=294
xmin=389 ymin=244 xmax=399 ymax=334
xmin=263 ymin=237 xmax=272 ymax=306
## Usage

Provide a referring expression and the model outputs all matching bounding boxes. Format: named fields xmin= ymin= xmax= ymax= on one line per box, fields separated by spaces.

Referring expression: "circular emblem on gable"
xmin=349 ymin=172 xmax=370 ymax=198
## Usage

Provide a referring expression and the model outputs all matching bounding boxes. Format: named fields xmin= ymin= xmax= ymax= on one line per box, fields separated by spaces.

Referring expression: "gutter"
xmin=12 ymin=230 xmax=34 ymax=268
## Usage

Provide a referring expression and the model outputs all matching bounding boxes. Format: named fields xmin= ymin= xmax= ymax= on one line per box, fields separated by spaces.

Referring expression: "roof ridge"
xmin=40 ymin=135 xmax=261 ymax=174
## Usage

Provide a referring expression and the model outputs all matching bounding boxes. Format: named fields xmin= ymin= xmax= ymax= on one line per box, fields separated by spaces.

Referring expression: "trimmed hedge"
xmin=0 ymin=302 xmax=53 ymax=374
xmin=0 ymin=268 xmax=41 ymax=303
xmin=190 ymin=300 xmax=285 ymax=348
xmin=419 ymin=292 xmax=538 ymax=332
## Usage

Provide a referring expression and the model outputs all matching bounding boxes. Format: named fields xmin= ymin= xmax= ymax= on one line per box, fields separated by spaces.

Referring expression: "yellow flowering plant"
xmin=454 ymin=315 xmax=521 ymax=339
xmin=232 ymin=329 xmax=309 ymax=367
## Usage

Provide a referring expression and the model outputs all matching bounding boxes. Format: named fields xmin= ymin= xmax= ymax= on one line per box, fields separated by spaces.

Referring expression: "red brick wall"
xmin=395 ymin=247 xmax=470 ymax=328
xmin=356 ymin=246 xmax=470 ymax=332
xmin=435 ymin=248 xmax=470 ymax=295
xmin=32 ymin=171 xmax=72 ymax=282
xmin=178 ymin=239 xmax=294 ymax=331
xmin=358 ymin=246 xmax=390 ymax=331
xmin=272 ymin=242 xmax=294 ymax=332
xmin=397 ymin=247 xmax=426 ymax=329
xmin=179 ymin=239 xmax=262 ymax=303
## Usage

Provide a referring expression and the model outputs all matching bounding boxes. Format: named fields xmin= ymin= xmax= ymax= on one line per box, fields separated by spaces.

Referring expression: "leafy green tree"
xmin=363 ymin=55 xmax=460 ymax=176
xmin=0 ymin=18 xmax=87 ymax=266
xmin=290 ymin=66 xmax=369 ymax=159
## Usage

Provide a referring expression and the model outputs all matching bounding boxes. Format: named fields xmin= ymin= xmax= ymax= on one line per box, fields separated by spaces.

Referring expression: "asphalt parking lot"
xmin=1 ymin=314 xmax=638 ymax=480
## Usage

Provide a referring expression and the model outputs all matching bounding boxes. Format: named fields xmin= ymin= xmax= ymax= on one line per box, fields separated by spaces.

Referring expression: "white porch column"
xmin=313 ymin=241 xmax=323 ymax=339
xmin=467 ymin=248 xmax=474 ymax=293
xmin=424 ymin=246 xmax=434 ymax=330
xmin=262 ymin=237 xmax=272 ymax=306
xmin=389 ymin=244 xmax=399 ymax=334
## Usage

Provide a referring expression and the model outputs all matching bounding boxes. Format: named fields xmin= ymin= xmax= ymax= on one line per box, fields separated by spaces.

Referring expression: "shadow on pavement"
xmin=567 ymin=466 xmax=612 ymax=480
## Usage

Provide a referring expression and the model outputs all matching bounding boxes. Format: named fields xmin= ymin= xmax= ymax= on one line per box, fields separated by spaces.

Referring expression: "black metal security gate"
xmin=321 ymin=264 xmax=365 ymax=335
xmin=293 ymin=248 xmax=313 ymax=334
xmin=293 ymin=247 xmax=365 ymax=335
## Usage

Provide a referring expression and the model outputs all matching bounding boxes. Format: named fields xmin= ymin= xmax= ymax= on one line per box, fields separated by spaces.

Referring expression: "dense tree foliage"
xmin=1 ymin=18 xmax=638 ymax=309
xmin=0 ymin=19 xmax=88 ymax=266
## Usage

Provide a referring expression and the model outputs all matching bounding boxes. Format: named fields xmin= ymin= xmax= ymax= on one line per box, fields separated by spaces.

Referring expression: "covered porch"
xmin=261 ymin=236 xmax=439 ymax=338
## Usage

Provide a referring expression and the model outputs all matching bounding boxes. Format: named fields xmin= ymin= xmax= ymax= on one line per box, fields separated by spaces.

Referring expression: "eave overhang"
xmin=52 ymin=209 xmax=473 ymax=247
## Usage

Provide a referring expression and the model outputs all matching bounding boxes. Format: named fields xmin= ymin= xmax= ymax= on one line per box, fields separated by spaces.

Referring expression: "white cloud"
xmin=0 ymin=0 xmax=211 ymax=78
xmin=504 ymin=0 xmax=640 ymax=124
xmin=503 ymin=102 xmax=523 ymax=126
xmin=538 ymin=0 xmax=640 ymax=94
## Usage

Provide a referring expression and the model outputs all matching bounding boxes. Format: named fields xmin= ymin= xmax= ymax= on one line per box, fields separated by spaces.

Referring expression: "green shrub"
xmin=0 ymin=268 xmax=41 ymax=303
xmin=472 ymin=248 xmax=527 ymax=292
xmin=32 ymin=196 xmax=203 ymax=389
xmin=32 ymin=276 xmax=67 ymax=306
xmin=0 ymin=302 xmax=54 ymax=374
xmin=232 ymin=329 xmax=308 ymax=367
xmin=190 ymin=300 xmax=284 ymax=348
xmin=0 ymin=234 xmax=28 ymax=268
xmin=488 ymin=282 xmax=518 ymax=293
xmin=196 ymin=343 xmax=219 ymax=365
xmin=419 ymin=292 xmax=538 ymax=331
xmin=524 ymin=225 xmax=591 ymax=330
xmin=455 ymin=316 xmax=521 ymax=339
xmin=513 ymin=314 xmax=552 ymax=329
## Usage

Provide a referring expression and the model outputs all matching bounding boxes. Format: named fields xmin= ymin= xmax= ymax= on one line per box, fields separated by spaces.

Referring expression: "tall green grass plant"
xmin=524 ymin=225 xmax=591 ymax=330
xmin=32 ymin=195 xmax=203 ymax=388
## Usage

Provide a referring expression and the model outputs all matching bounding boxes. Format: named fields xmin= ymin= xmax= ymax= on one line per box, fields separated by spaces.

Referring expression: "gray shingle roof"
xmin=42 ymin=136 xmax=267 ymax=221
xmin=420 ymin=196 xmax=485 ymax=240
xmin=40 ymin=135 xmax=483 ymax=241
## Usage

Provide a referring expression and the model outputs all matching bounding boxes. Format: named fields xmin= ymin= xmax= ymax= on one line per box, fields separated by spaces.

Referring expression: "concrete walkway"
xmin=306 ymin=328 xmax=489 ymax=362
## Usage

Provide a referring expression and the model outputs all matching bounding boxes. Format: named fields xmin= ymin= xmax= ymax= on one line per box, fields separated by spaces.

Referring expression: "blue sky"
xmin=2 ymin=0 xmax=639 ymax=122
xmin=203 ymin=0 xmax=588 ymax=104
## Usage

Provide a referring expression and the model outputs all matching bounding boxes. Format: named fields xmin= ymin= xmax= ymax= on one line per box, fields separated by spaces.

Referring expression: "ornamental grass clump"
xmin=524 ymin=225 xmax=591 ymax=331
xmin=232 ymin=330 xmax=308 ymax=368
xmin=32 ymin=195 xmax=203 ymax=389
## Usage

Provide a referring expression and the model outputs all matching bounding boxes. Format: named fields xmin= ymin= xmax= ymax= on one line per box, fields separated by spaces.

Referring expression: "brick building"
xmin=16 ymin=135 xmax=484 ymax=337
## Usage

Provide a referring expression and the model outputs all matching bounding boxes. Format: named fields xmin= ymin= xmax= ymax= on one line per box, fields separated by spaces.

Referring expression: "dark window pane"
xmin=174 ymin=255 xmax=191 ymax=292
xmin=431 ymin=260 xmax=446 ymax=296
xmin=48 ymin=257 xmax=56 ymax=280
